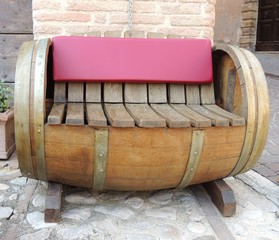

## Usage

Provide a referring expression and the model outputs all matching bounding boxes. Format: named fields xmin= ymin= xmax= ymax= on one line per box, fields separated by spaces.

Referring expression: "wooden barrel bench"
xmin=14 ymin=33 xmax=269 ymax=192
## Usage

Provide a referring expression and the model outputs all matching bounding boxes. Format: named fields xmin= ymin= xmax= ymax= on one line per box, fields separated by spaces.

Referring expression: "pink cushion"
xmin=52 ymin=36 xmax=213 ymax=84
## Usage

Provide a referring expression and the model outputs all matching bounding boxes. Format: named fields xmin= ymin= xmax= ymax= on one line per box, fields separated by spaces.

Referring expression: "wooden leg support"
xmin=203 ymin=179 xmax=236 ymax=217
xmin=45 ymin=182 xmax=63 ymax=223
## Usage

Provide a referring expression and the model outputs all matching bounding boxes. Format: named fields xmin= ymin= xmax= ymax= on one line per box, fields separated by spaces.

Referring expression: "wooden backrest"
xmin=52 ymin=36 xmax=213 ymax=84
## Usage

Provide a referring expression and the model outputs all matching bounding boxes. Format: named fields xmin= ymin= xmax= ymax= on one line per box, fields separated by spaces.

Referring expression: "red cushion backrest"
xmin=52 ymin=36 xmax=213 ymax=84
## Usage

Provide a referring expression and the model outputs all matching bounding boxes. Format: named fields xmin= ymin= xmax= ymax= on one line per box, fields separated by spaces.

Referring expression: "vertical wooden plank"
xmin=104 ymin=31 xmax=122 ymax=38
xmin=68 ymin=83 xmax=84 ymax=102
xmin=125 ymin=84 xmax=147 ymax=103
xmin=34 ymin=39 xmax=51 ymax=181
xmin=14 ymin=40 xmax=35 ymax=178
xmin=168 ymin=84 xmax=186 ymax=103
xmin=54 ymin=83 xmax=66 ymax=103
xmin=86 ymin=83 xmax=101 ymax=103
xmin=200 ymin=83 xmax=215 ymax=105
xmin=148 ymin=84 xmax=167 ymax=103
xmin=104 ymin=83 xmax=123 ymax=103
xmin=186 ymin=85 xmax=201 ymax=105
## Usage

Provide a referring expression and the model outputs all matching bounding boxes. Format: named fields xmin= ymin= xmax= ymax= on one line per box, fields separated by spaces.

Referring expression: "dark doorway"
xmin=256 ymin=0 xmax=279 ymax=51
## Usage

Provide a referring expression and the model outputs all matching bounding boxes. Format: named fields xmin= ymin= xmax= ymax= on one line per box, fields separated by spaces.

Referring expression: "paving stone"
xmin=125 ymin=197 xmax=144 ymax=209
xmin=248 ymin=197 xmax=278 ymax=213
xmin=0 ymin=207 xmax=13 ymax=219
xmin=32 ymin=194 xmax=46 ymax=207
xmin=9 ymin=193 xmax=18 ymax=201
xmin=26 ymin=211 xmax=57 ymax=229
xmin=149 ymin=190 xmax=173 ymax=205
xmin=94 ymin=205 xmax=136 ymax=220
xmin=189 ymin=212 xmax=205 ymax=222
xmin=91 ymin=218 xmax=120 ymax=233
xmin=186 ymin=222 xmax=207 ymax=234
xmin=10 ymin=177 xmax=27 ymax=186
xmin=145 ymin=207 xmax=177 ymax=220
xmin=58 ymin=225 xmax=97 ymax=239
xmin=253 ymin=165 xmax=276 ymax=177
xmin=0 ymin=183 xmax=9 ymax=190
xmin=19 ymin=229 xmax=51 ymax=240
xmin=231 ymin=223 xmax=248 ymax=237
xmin=100 ymin=191 xmax=132 ymax=201
xmin=65 ymin=192 xmax=96 ymax=204
xmin=192 ymin=236 xmax=216 ymax=240
xmin=265 ymin=162 xmax=279 ymax=172
xmin=62 ymin=207 xmax=91 ymax=221
xmin=155 ymin=224 xmax=183 ymax=240
xmin=0 ymin=195 xmax=4 ymax=202
xmin=125 ymin=233 xmax=157 ymax=240
xmin=242 ymin=209 xmax=264 ymax=220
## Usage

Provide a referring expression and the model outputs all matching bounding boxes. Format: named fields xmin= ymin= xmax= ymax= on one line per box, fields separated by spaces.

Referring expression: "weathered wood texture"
xmin=45 ymin=182 xmax=63 ymax=223
xmin=14 ymin=38 xmax=269 ymax=192
xmin=203 ymin=180 xmax=236 ymax=217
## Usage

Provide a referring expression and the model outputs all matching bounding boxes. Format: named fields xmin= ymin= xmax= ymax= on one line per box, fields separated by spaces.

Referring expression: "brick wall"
xmin=32 ymin=0 xmax=216 ymax=40
xmin=239 ymin=0 xmax=258 ymax=50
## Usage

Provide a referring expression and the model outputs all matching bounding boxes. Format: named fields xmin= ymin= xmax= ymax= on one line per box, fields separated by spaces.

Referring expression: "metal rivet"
xmin=190 ymin=168 xmax=194 ymax=171
xmin=194 ymin=151 xmax=197 ymax=155
xmin=100 ymin=169 xmax=103 ymax=172
xmin=196 ymin=132 xmax=200 ymax=135
xmin=99 ymin=154 xmax=103 ymax=157
xmin=38 ymin=129 xmax=41 ymax=133
xmin=28 ymin=173 xmax=31 ymax=175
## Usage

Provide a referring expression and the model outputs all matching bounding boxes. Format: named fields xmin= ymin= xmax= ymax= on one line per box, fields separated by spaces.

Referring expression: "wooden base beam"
xmin=44 ymin=182 xmax=63 ymax=223
xmin=203 ymin=179 xmax=236 ymax=217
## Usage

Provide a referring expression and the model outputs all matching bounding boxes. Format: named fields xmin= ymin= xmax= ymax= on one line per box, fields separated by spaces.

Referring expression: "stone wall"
xmin=239 ymin=0 xmax=258 ymax=50
xmin=214 ymin=0 xmax=245 ymax=45
xmin=32 ymin=0 xmax=216 ymax=40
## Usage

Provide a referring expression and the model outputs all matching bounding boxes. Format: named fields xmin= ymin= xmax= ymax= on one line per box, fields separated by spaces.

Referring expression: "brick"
xmin=33 ymin=11 xmax=91 ymax=22
xmin=94 ymin=13 xmax=107 ymax=24
xmin=33 ymin=24 xmax=62 ymax=34
xmin=67 ymin=1 xmax=127 ymax=12
xmin=265 ymin=163 xmax=279 ymax=173
xmin=171 ymin=16 xmax=213 ymax=27
xmin=110 ymin=14 xmax=128 ymax=24
xmin=133 ymin=14 xmax=165 ymax=25
xmin=33 ymin=0 xmax=61 ymax=10
xmin=158 ymin=3 xmax=201 ymax=15
xmin=134 ymin=2 xmax=156 ymax=13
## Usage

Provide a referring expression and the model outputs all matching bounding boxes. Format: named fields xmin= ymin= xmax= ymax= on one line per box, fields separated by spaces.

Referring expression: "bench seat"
xmin=48 ymin=36 xmax=244 ymax=128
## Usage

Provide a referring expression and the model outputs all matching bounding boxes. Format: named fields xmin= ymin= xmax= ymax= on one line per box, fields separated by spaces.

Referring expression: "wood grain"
xmin=148 ymin=84 xmax=167 ymax=103
xmin=86 ymin=83 xmax=101 ymax=103
xmin=125 ymin=83 xmax=148 ymax=103
xmin=168 ymin=84 xmax=185 ymax=103
xmin=86 ymin=103 xmax=107 ymax=127
xmin=47 ymin=103 xmax=65 ymax=125
xmin=66 ymin=103 xmax=84 ymax=125
xmin=68 ymin=83 xmax=84 ymax=102
xmin=54 ymin=83 xmax=66 ymax=103
xmin=150 ymin=104 xmax=191 ymax=128
xmin=104 ymin=104 xmax=135 ymax=127
xmin=104 ymin=83 xmax=123 ymax=103
xmin=14 ymin=40 xmax=35 ymax=178
xmin=171 ymin=104 xmax=212 ymax=127
xmin=125 ymin=104 xmax=166 ymax=127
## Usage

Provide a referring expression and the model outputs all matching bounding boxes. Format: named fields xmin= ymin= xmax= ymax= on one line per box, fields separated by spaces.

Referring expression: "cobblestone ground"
xmin=253 ymin=77 xmax=279 ymax=184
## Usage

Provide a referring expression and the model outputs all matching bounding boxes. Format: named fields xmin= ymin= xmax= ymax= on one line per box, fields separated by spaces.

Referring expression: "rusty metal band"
xmin=33 ymin=39 xmax=51 ymax=181
xmin=176 ymin=130 xmax=204 ymax=189
xmin=93 ymin=129 xmax=109 ymax=190
xmin=14 ymin=41 xmax=35 ymax=178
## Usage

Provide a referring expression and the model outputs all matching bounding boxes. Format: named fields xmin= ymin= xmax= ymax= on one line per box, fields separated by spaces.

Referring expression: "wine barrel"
xmin=14 ymin=39 xmax=269 ymax=191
